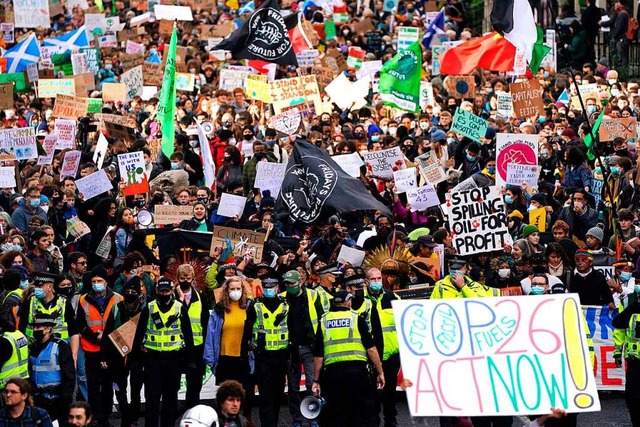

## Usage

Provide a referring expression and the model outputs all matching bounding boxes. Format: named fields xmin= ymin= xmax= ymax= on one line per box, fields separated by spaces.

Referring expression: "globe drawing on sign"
xmin=496 ymin=142 xmax=538 ymax=182
xmin=455 ymin=80 xmax=470 ymax=97
xmin=385 ymin=0 xmax=395 ymax=9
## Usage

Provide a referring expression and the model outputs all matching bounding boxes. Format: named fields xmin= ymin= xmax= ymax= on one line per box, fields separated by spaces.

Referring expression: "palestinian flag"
xmin=491 ymin=0 xmax=550 ymax=73
xmin=439 ymin=32 xmax=517 ymax=75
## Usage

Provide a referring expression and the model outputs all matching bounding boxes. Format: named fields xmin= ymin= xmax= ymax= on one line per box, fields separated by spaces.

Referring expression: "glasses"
xmin=3 ymin=389 xmax=21 ymax=395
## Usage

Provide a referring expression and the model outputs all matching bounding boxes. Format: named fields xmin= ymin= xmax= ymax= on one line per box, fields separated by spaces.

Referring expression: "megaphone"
xmin=300 ymin=396 xmax=325 ymax=420
xmin=136 ymin=209 xmax=154 ymax=227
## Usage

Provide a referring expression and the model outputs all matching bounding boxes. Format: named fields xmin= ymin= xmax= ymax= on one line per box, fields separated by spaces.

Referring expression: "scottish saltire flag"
xmin=422 ymin=8 xmax=445 ymax=49
xmin=43 ymin=26 xmax=90 ymax=53
xmin=557 ymin=89 xmax=570 ymax=105
xmin=237 ymin=1 xmax=254 ymax=14
xmin=2 ymin=34 xmax=41 ymax=73
xmin=147 ymin=51 xmax=162 ymax=64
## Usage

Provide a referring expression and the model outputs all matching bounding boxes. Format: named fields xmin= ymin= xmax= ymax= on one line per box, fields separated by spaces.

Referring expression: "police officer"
xmin=245 ymin=275 xmax=289 ymax=427
xmin=133 ymin=277 xmax=193 ymax=427
xmin=312 ymin=290 xmax=384 ymax=427
xmin=28 ymin=314 xmax=75 ymax=422
xmin=174 ymin=264 xmax=210 ymax=410
xmin=613 ymin=298 xmax=640 ymax=426
xmin=431 ymin=258 xmax=496 ymax=300
xmin=314 ymin=264 xmax=340 ymax=311
xmin=0 ymin=308 xmax=29 ymax=387
xmin=345 ymin=274 xmax=373 ymax=328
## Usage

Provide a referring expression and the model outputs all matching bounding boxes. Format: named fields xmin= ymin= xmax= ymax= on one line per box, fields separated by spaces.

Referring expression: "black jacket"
xmin=569 ymin=269 xmax=613 ymax=306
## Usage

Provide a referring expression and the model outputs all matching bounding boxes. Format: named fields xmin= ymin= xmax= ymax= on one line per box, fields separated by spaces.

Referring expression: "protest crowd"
xmin=2 ymin=0 xmax=640 ymax=425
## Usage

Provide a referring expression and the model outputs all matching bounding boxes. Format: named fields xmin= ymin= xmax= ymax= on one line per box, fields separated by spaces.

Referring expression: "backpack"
xmin=624 ymin=11 xmax=639 ymax=40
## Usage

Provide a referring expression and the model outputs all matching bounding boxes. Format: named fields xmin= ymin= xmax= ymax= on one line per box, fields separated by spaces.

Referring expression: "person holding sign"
xmin=179 ymin=202 xmax=214 ymax=232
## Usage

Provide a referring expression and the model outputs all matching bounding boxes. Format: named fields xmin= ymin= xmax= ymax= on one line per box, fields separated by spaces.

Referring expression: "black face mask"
xmin=243 ymin=134 xmax=254 ymax=141
xmin=179 ymin=280 xmax=191 ymax=291
xmin=158 ymin=294 xmax=172 ymax=304
xmin=33 ymin=330 xmax=45 ymax=343
xmin=354 ymin=132 xmax=364 ymax=139
xmin=254 ymin=152 xmax=267 ymax=160
xmin=223 ymin=155 xmax=231 ymax=162
xmin=134 ymin=199 xmax=145 ymax=208
xmin=197 ymin=197 xmax=209 ymax=204
xmin=353 ymin=289 xmax=365 ymax=301
xmin=124 ymin=293 xmax=139 ymax=304
xmin=57 ymin=287 xmax=73 ymax=297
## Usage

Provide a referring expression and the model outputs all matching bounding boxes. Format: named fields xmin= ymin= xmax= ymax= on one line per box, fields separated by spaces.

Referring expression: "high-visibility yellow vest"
xmin=368 ymin=291 xmax=400 ymax=360
xmin=353 ymin=298 xmax=373 ymax=331
xmin=253 ymin=300 xmax=289 ymax=351
xmin=26 ymin=297 xmax=69 ymax=341
xmin=315 ymin=287 xmax=332 ymax=312
xmin=280 ymin=288 xmax=320 ymax=334
xmin=186 ymin=292 xmax=204 ymax=346
xmin=618 ymin=313 xmax=640 ymax=359
xmin=0 ymin=331 xmax=29 ymax=385
xmin=144 ymin=300 xmax=184 ymax=352
xmin=321 ymin=310 xmax=367 ymax=366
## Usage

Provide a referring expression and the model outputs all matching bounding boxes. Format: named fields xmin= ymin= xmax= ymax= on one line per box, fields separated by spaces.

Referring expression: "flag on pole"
xmin=43 ymin=26 xmax=90 ymax=53
xmin=196 ymin=122 xmax=216 ymax=189
xmin=583 ymin=110 xmax=605 ymax=161
xmin=157 ymin=24 xmax=178 ymax=160
xmin=557 ymin=89 xmax=570 ymax=105
xmin=439 ymin=32 xmax=517 ymax=75
xmin=379 ymin=41 xmax=422 ymax=113
xmin=422 ymin=8 xmax=445 ymax=49
xmin=2 ymin=33 xmax=41 ymax=73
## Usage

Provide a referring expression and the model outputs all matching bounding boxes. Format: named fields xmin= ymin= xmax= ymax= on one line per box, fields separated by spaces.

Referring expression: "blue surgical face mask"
xmin=30 ymin=199 xmax=40 ymax=208
xmin=171 ymin=162 xmax=180 ymax=170
xmin=371 ymin=135 xmax=380 ymax=142
xmin=466 ymin=154 xmax=476 ymax=162
xmin=504 ymin=195 xmax=514 ymax=204
xmin=34 ymin=288 xmax=46 ymax=299
xmin=92 ymin=283 xmax=106 ymax=293
xmin=20 ymin=280 xmax=29 ymax=289
xmin=544 ymin=72 xmax=550 ymax=79
xmin=369 ymin=281 xmax=383 ymax=292
xmin=105 ymin=64 xmax=113 ymax=70
xmin=538 ymin=116 xmax=546 ymax=124
xmin=263 ymin=287 xmax=277 ymax=298
xmin=586 ymin=105 xmax=597 ymax=116
xmin=450 ymin=270 xmax=463 ymax=279
xmin=621 ymin=272 xmax=633 ymax=282
xmin=530 ymin=286 xmax=545 ymax=295
xmin=487 ymin=166 xmax=496 ymax=174
xmin=635 ymin=285 xmax=640 ymax=294
xmin=611 ymin=166 xmax=620 ymax=176
xmin=446 ymin=137 xmax=456 ymax=145
xmin=540 ymin=150 xmax=548 ymax=157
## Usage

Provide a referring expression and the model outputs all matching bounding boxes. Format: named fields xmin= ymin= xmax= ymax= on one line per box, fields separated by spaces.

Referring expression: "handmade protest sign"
xmin=393 ymin=295 xmax=601 ymax=416
xmin=143 ymin=62 xmax=163 ymax=87
xmin=325 ymin=73 xmax=369 ymax=110
xmin=210 ymin=226 xmax=266 ymax=261
xmin=419 ymin=81 xmax=435 ymax=108
xmin=0 ymin=83 xmax=12 ymax=110
xmin=121 ymin=65 xmax=143 ymax=101
xmin=506 ymin=163 xmax=539 ymax=188
xmin=37 ymin=135 xmax=57 ymax=166
xmin=38 ymin=79 xmax=76 ymax=98
xmin=75 ymin=169 xmax=112 ymax=200
xmin=108 ymin=313 xmax=140 ymax=357
xmin=296 ymin=49 xmax=319 ymax=67
xmin=529 ymin=207 xmax=546 ymax=232
xmin=416 ymin=151 xmax=446 ymax=185
xmin=572 ymin=83 xmax=601 ymax=108
xmin=495 ymin=133 xmax=539 ymax=189
xmin=52 ymin=95 xmax=88 ymax=119
xmin=254 ymin=162 xmax=287 ymax=198
xmin=397 ymin=27 xmax=420 ymax=51
xmin=102 ymin=82 xmax=127 ymax=103
xmin=245 ymin=74 xmax=271 ymax=103
xmin=346 ymin=46 xmax=366 ymax=69
xmin=510 ymin=79 xmax=544 ymax=118
xmin=14 ymin=0 xmax=50 ymax=28
xmin=218 ymin=193 xmax=246 ymax=218
xmin=93 ymin=133 xmax=108 ymax=170
xmin=406 ymin=184 xmax=440 ymax=211
xmin=66 ymin=216 xmax=91 ymax=238
xmin=448 ymin=186 xmax=509 ymax=256
xmin=54 ymin=119 xmax=76 ymax=149
xmin=451 ymin=108 xmax=488 ymax=142
xmin=362 ymin=146 xmax=405 ymax=179
xmin=1 ymin=24 xmax=14 ymax=44
xmin=0 ymin=167 xmax=16 ymax=188
xmin=268 ymin=108 xmax=302 ymax=136
xmin=60 ymin=150 xmax=82 ymax=179
xmin=117 ymin=151 xmax=149 ymax=196
xmin=0 ymin=127 xmax=36 ymax=161
xmin=154 ymin=205 xmax=194 ymax=225
xmin=337 ymin=245 xmax=366 ymax=267
xmin=496 ymin=92 xmax=514 ymax=118
xmin=598 ymin=118 xmax=637 ymax=142
xmin=393 ymin=167 xmax=418 ymax=193
xmin=175 ymin=73 xmax=195 ymax=92
xmin=268 ymin=75 xmax=322 ymax=115
xmin=332 ymin=152 xmax=364 ymax=178
xmin=443 ymin=76 xmax=475 ymax=99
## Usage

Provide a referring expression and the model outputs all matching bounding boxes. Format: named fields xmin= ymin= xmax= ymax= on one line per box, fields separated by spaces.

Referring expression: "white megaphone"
xmin=300 ymin=396 xmax=325 ymax=420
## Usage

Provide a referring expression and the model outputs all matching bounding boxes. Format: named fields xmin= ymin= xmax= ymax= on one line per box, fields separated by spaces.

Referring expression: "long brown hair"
xmin=219 ymin=276 xmax=248 ymax=313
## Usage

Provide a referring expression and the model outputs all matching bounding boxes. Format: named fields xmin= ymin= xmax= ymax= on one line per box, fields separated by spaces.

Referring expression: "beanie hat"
xmin=530 ymin=193 xmax=547 ymax=206
xmin=89 ymin=265 xmax=108 ymax=281
xmin=586 ymin=225 xmax=604 ymax=242
xmin=260 ymin=190 xmax=275 ymax=210
xmin=522 ymin=224 xmax=540 ymax=238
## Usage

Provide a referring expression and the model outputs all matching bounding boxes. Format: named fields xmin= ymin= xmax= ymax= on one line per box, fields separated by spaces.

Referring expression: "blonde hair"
xmin=176 ymin=264 xmax=195 ymax=278
xmin=219 ymin=276 xmax=248 ymax=312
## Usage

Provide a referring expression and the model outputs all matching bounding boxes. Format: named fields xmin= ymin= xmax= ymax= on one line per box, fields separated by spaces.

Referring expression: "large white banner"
xmin=583 ymin=305 xmax=625 ymax=390
xmin=13 ymin=0 xmax=50 ymax=28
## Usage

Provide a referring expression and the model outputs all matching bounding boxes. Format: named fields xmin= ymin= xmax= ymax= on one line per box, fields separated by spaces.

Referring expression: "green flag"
xmin=157 ymin=23 xmax=178 ymax=160
xmin=583 ymin=109 xmax=605 ymax=161
xmin=379 ymin=41 xmax=422 ymax=113
xmin=529 ymin=25 xmax=551 ymax=74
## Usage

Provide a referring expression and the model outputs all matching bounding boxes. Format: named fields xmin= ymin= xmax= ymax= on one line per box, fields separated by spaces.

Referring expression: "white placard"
xmin=506 ymin=163 xmax=539 ymax=188
xmin=121 ymin=65 xmax=144 ymax=101
xmin=0 ymin=167 xmax=17 ymax=188
xmin=332 ymin=152 xmax=363 ymax=178
xmin=153 ymin=5 xmax=194 ymax=21
xmin=54 ymin=119 xmax=76 ymax=149
xmin=14 ymin=0 xmax=50 ymax=28
xmin=254 ymin=162 xmax=287 ymax=198
xmin=60 ymin=150 xmax=82 ymax=179
xmin=93 ymin=132 xmax=109 ymax=170
xmin=393 ymin=167 xmax=417 ymax=193
xmin=497 ymin=92 xmax=514 ymax=118
xmin=406 ymin=184 xmax=440 ymax=211
xmin=218 ymin=193 xmax=246 ymax=218
xmin=37 ymin=135 xmax=57 ymax=166
xmin=75 ymin=169 xmax=112 ymax=200
xmin=495 ymin=133 xmax=538 ymax=190
xmin=362 ymin=146 xmax=405 ymax=179
xmin=337 ymin=245 xmax=366 ymax=267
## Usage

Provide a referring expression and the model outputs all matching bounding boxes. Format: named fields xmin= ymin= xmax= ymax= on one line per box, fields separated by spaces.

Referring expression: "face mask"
xmin=487 ymin=166 xmax=496 ymax=174
xmin=409 ymin=121 xmax=416 ymax=129
xmin=371 ymin=135 xmax=380 ymax=142
xmin=388 ymin=127 xmax=397 ymax=136
xmin=30 ymin=199 xmax=40 ymax=208
xmin=498 ymin=269 xmax=511 ymax=279
xmin=223 ymin=155 xmax=231 ymax=162
xmin=466 ymin=154 xmax=476 ymax=162
xmin=189 ymin=140 xmax=198 ymax=148
xmin=353 ymin=289 xmax=365 ymax=300
xmin=446 ymin=137 xmax=456 ymax=144
xmin=530 ymin=286 xmax=545 ymax=295
xmin=354 ymin=132 xmax=364 ymax=139
xmin=125 ymin=293 xmax=139 ymax=304
xmin=264 ymin=139 xmax=275 ymax=147
xmin=158 ymin=294 xmax=172 ymax=304
xmin=556 ymin=130 xmax=563 ymax=136
xmin=538 ymin=116 xmax=546 ymax=124
xmin=33 ymin=330 xmax=45 ymax=343
xmin=586 ymin=105 xmax=597 ymax=116
xmin=286 ymin=285 xmax=300 ymax=295
xmin=57 ymin=287 xmax=73 ymax=297
xmin=541 ymin=150 xmax=548 ymax=157
xmin=635 ymin=285 xmax=640 ymax=294
xmin=609 ymin=79 xmax=617 ymax=85
xmin=450 ymin=270 xmax=463 ymax=280
xmin=621 ymin=272 xmax=633 ymax=282
xmin=611 ymin=166 xmax=620 ymax=176
xmin=243 ymin=134 xmax=253 ymax=141
xmin=135 ymin=199 xmax=145 ymax=208
xmin=41 ymin=205 xmax=49 ymax=213
xmin=504 ymin=195 xmax=514 ymax=204
xmin=197 ymin=197 xmax=209 ymax=205
xmin=92 ymin=283 xmax=106 ymax=293
xmin=171 ymin=162 xmax=180 ymax=170
xmin=34 ymin=288 xmax=46 ymax=299
xmin=544 ymin=72 xmax=550 ymax=79
xmin=263 ymin=287 xmax=277 ymax=298
xmin=179 ymin=280 xmax=191 ymax=291
xmin=486 ymin=88 xmax=493 ymax=94
xmin=229 ymin=289 xmax=242 ymax=301
xmin=611 ymin=89 xmax=620 ymax=97
xmin=150 ymin=48 xmax=157 ymax=55
xmin=369 ymin=281 xmax=383 ymax=292
xmin=105 ymin=64 xmax=113 ymax=70
xmin=381 ymin=126 xmax=388 ymax=134
xmin=419 ymin=122 xmax=429 ymax=130
xmin=20 ymin=280 xmax=29 ymax=290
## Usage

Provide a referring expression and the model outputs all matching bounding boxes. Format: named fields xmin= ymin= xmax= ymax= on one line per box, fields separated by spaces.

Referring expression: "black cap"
xmin=32 ymin=272 xmax=57 ymax=287
xmin=343 ymin=274 xmax=366 ymax=287
xmin=124 ymin=276 xmax=142 ymax=294
xmin=448 ymin=258 xmax=466 ymax=269
xmin=157 ymin=277 xmax=173 ymax=291
xmin=418 ymin=235 xmax=437 ymax=248
xmin=316 ymin=263 xmax=342 ymax=275
xmin=332 ymin=290 xmax=352 ymax=304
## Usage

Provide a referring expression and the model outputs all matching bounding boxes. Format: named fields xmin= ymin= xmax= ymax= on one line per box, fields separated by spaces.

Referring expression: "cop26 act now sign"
xmin=393 ymin=295 xmax=601 ymax=417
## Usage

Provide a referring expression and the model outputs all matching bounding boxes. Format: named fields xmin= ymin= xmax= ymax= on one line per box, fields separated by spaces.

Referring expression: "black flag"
xmin=276 ymin=140 xmax=391 ymax=223
xmin=214 ymin=0 xmax=298 ymax=66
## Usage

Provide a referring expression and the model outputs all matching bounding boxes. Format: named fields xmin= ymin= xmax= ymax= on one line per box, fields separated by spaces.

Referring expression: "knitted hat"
xmin=530 ymin=193 xmax=547 ymax=206
xmin=89 ymin=265 xmax=108 ymax=281
xmin=260 ymin=190 xmax=275 ymax=210
xmin=586 ymin=226 xmax=604 ymax=242
xmin=522 ymin=225 xmax=540 ymax=238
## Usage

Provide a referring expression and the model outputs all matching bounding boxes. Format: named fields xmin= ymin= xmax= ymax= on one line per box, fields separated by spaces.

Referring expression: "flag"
xmin=196 ymin=122 xmax=216 ymax=189
xmin=275 ymin=140 xmax=390 ymax=223
xmin=238 ymin=1 xmax=254 ymax=14
xmin=557 ymin=89 xmax=570 ymax=105
xmin=422 ymin=8 xmax=445 ymax=49
xmin=214 ymin=0 xmax=297 ymax=66
xmin=583 ymin=110 xmax=605 ymax=161
xmin=43 ymin=26 xmax=90 ymax=54
xmin=379 ymin=41 xmax=422 ymax=113
xmin=491 ymin=0 xmax=549 ymax=73
xmin=284 ymin=12 xmax=313 ymax=53
xmin=439 ymin=32 xmax=516 ymax=75
xmin=2 ymin=34 xmax=40 ymax=74
xmin=146 ymin=51 xmax=162 ymax=64
xmin=157 ymin=24 xmax=178 ymax=160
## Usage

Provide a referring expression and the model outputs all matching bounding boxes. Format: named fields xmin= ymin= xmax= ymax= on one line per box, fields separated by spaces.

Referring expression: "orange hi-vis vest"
xmin=79 ymin=293 xmax=122 ymax=352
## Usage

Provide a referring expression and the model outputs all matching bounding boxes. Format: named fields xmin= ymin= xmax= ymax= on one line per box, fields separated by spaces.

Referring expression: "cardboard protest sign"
xmin=447 ymin=186 xmax=509 ymax=255
xmin=60 ymin=150 xmax=82 ymax=179
xmin=75 ymin=169 xmax=112 ymax=200
xmin=121 ymin=66 xmax=144 ymax=101
xmin=416 ymin=151 xmax=446 ymax=185
xmin=598 ymin=118 xmax=637 ymax=142
xmin=154 ymin=205 xmax=194 ymax=225
xmin=0 ymin=127 xmax=36 ymax=160
xmin=210 ymin=226 xmax=266 ymax=261
xmin=393 ymin=167 xmax=417 ymax=193
xmin=201 ymin=22 xmax=234 ymax=38
xmin=506 ymin=163 xmax=539 ymax=188
xmin=245 ymin=74 xmax=271 ymax=103
xmin=393 ymin=295 xmax=601 ymax=416
xmin=406 ymin=184 xmax=440 ymax=211
xmin=451 ymin=108 xmax=489 ymax=142
xmin=443 ymin=76 xmax=475 ymax=99
xmin=495 ymin=133 xmax=539 ymax=189
xmin=497 ymin=92 xmax=514 ymax=118
xmin=117 ymin=151 xmax=149 ymax=196
xmin=312 ymin=66 xmax=335 ymax=94
xmin=268 ymin=75 xmax=322 ymax=114
xmin=0 ymin=167 xmax=16 ymax=188
xmin=121 ymin=53 xmax=144 ymax=72
xmin=254 ymin=162 xmax=287 ymax=198
xmin=54 ymin=119 xmax=77 ymax=149
xmin=572 ymin=83 xmax=601 ymax=108
xmin=337 ymin=245 xmax=366 ymax=267
xmin=510 ymin=79 xmax=544 ymax=118
xmin=102 ymin=82 xmax=127 ymax=103
xmin=218 ymin=193 xmax=246 ymax=218
xmin=38 ymin=79 xmax=76 ymax=98
xmin=362 ymin=146 xmax=405 ymax=179
xmin=529 ymin=206 xmax=546 ymax=232
xmin=52 ymin=94 xmax=88 ymax=120
xmin=108 ymin=313 xmax=140 ymax=357
xmin=104 ymin=122 xmax=136 ymax=140
xmin=14 ymin=0 xmax=50 ymax=28
xmin=332 ymin=152 xmax=364 ymax=178
xmin=268 ymin=108 xmax=302 ymax=136
xmin=175 ymin=73 xmax=195 ymax=92
xmin=94 ymin=113 xmax=138 ymax=129
xmin=322 ymin=49 xmax=348 ymax=75
xmin=143 ymin=62 xmax=164 ymax=87
xmin=0 ymin=83 xmax=12 ymax=110
xmin=37 ymin=135 xmax=57 ymax=165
